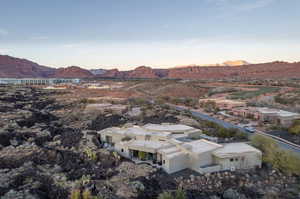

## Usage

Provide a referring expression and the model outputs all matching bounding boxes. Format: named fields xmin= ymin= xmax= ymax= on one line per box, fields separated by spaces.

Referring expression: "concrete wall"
xmin=162 ymin=153 xmax=189 ymax=174
xmin=100 ymin=133 xmax=125 ymax=145
xmin=215 ymin=152 xmax=262 ymax=171
xmin=196 ymin=165 xmax=222 ymax=174
xmin=189 ymin=151 xmax=214 ymax=171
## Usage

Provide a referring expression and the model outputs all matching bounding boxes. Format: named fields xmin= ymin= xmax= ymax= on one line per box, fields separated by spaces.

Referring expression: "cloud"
xmin=30 ymin=36 xmax=49 ymax=40
xmin=0 ymin=29 xmax=8 ymax=36
xmin=208 ymin=0 xmax=275 ymax=11
xmin=235 ymin=0 xmax=275 ymax=11
xmin=0 ymin=48 xmax=10 ymax=54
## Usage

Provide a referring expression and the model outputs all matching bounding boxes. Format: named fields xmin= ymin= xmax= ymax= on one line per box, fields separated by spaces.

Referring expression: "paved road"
xmin=173 ymin=106 xmax=300 ymax=154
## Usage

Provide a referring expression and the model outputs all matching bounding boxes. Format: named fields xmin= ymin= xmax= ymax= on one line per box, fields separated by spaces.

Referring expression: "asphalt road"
xmin=173 ymin=106 xmax=300 ymax=154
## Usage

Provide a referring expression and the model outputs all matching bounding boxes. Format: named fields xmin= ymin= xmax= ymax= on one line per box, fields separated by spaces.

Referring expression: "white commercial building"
xmin=99 ymin=124 xmax=262 ymax=174
xmin=0 ymin=78 xmax=80 ymax=85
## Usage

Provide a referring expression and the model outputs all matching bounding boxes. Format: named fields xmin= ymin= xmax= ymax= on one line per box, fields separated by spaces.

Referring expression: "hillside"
xmin=0 ymin=55 xmax=55 ymax=78
xmin=1 ymin=54 xmax=300 ymax=80
xmin=53 ymin=66 xmax=94 ymax=78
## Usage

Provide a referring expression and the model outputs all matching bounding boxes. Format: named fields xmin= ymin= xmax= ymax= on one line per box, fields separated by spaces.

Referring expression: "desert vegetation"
xmin=251 ymin=134 xmax=300 ymax=175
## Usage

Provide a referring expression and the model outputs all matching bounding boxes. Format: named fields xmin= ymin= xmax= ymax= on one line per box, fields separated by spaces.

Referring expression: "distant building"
xmin=99 ymin=123 xmax=262 ymax=174
xmin=232 ymin=107 xmax=300 ymax=127
xmin=0 ymin=78 xmax=80 ymax=85
xmin=199 ymin=98 xmax=246 ymax=110
xmin=43 ymin=86 xmax=67 ymax=90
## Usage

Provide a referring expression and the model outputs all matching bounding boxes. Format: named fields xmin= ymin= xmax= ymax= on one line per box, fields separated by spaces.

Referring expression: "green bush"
xmin=70 ymin=189 xmax=81 ymax=199
xmin=200 ymin=100 xmax=218 ymax=112
xmin=157 ymin=189 xmax=186 ymax=199
xmin=158 ymin=192 xmax=173 ymax=199
xmin=82 ymin=190 xmax=92 ymax=199
xmin=288 ymin=120 xmax=300 ymax=135
xmin=229 ymin=87 xmax=280 ymax=100
xmin=251 ymin=135 xmax=300 ymax=175
xmin=84 ymin=148 xmax=98 ymax=161
xmin=174 ymin=189 xmax=186 ymax=199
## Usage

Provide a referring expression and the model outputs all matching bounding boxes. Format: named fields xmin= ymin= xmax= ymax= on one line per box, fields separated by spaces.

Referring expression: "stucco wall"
xmin=215 ymin=152 xmax=262 ymax=171
xmin=162 ymin=153 xmax=189 ymax=174
xmin=189 ymin=151 xmax=214 ymax=171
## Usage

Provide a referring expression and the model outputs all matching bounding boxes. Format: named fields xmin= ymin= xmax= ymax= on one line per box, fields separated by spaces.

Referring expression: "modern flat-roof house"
xmin=0 ymin=78 xmax=80 ymax=85
xmin=99 ymin=124 xmax=262 ymax=174
xmin=232 ymin=107 xmax=300 ymax=127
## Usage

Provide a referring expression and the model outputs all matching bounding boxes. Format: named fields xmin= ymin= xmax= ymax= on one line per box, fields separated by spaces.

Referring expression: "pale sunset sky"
xmin=0 ymin=0 xmax=300 ymax=69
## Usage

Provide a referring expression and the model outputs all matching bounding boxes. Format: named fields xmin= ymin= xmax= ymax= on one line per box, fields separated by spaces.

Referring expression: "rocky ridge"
xmin=1 ymin=54 xmax=300 ymax=79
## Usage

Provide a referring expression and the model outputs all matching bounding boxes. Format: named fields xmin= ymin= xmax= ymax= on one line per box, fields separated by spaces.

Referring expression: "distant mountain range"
xmin=1 ymin=54 xmax=300 ymax=80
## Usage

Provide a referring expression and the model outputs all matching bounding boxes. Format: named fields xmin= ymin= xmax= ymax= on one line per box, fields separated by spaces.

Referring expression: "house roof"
xmin=182 ymin=139 xmax=222 ymax=154
xmin=127 ymin=140 xmax=172 ymax=150
xmin=213 ymin=143 xmax=261 ymax=158
xmin=143 ymin=123 xmax=195 ymax=132
xmin=257 ymin=107 xmax=300 ymax=117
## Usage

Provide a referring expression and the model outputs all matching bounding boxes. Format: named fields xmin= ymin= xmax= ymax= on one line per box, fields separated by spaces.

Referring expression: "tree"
xmin=251 ymin=135 xmax=300 ymax=175
xmin=288 ymin=120 xmax=300 ymax=135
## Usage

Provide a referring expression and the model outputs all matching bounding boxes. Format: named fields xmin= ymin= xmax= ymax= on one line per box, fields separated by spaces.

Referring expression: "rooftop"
xmin=257 ymin=107 xmax=300 ymax=117
xmin=183 ymin=139 xmax=222 ymax=154
xmin=213 ymin=143 xmax=262 ymax=158
xmin=143 ymin=123 xmax=196 ymax=132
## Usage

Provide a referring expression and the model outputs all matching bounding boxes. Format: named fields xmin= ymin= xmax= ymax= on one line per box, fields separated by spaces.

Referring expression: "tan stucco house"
xmin=98 ymin=123 xmax=262 ymax=174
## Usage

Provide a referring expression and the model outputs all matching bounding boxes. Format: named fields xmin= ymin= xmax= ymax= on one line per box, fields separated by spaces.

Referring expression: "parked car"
xmin=244 ymin=126 xmax=255 ymax=133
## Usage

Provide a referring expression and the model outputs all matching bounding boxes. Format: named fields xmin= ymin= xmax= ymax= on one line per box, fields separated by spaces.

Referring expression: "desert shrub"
xmin=274 ymin=95 xmax=290 ymax=105
xmin=70 ymin=189 xmax=101 ymax=199
xmin=84 ymin=148 xmax=98 ymax=161
xmin=288 ymin=120 xmax=300 ymax=135
xmin=174 ymin=189 xmax=186 ymax=199
xmin=199 ymin=100 xmax=218 ymax=112
xmin=183 ymin=98 xmax=198 ymax=108
xmin=158 ymin=189 xmax=187 ymax=199
xmin=76 ymin=175 xmax=91 ymax=187
xmin=82 ymin=190 xmax=92 ymax=199
xmin=229 ymin=87 xmax=280 ymax=100
xmin=204 ymin=121 xmax=219 ymax=128
xmin=79 ymin=98 xmax=97 ymax=104
xmin=158 ymin=192 xmax=173 ymax=199
xmin=128 ymin=98 xmax=150 ymax=106
xmin=251 ymin=135 xmax=300 ymax=175
xmin=70 ymin=189 xmax=81 ymax=199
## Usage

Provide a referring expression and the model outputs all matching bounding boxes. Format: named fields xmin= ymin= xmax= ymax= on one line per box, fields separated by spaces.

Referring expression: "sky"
xmin=0 ymin=0 xmax=300 ymax=70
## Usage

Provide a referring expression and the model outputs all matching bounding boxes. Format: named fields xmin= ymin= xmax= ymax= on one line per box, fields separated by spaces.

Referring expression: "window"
xmin=106 ymin=136 xmax=113 ymax=144
xmin=163 ymin=160 xmax=165 ymax=164
xmin=230 ymin=158 xmax=234 ymax=162
xmin=235 ymin=158 xmax=238 ymax=161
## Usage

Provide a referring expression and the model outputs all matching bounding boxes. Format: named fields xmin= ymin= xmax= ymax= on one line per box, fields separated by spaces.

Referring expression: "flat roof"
xmin=159 ymin=146 xmax=181 ymax=154
xmin=143 ymin=123 xmax=195 ymax=132
xmin=128 ymin=140 xmax=171 ymax=150
xmin=213 ymin=143 xmax=261 ymax=158
xmin=182 ymin=139 xmax=222 ymax=154
xmin=257 ymin=107 xmax=300 ymax=117
xmin=100 ymin=126 xmax=172 ymax=137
